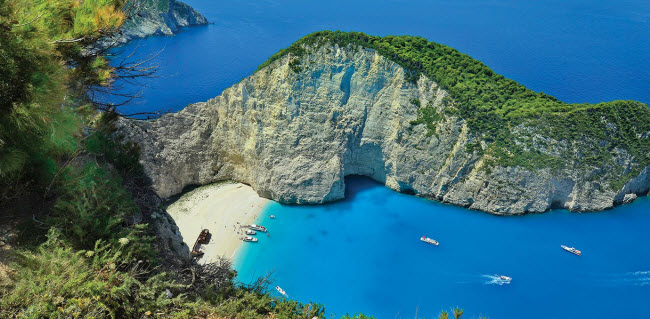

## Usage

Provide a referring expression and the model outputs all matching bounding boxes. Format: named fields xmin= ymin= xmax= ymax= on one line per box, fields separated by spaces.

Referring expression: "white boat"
xmin=496 ymin=275 xmax=512 ymax=282
xmin=276 ymin=286 xmax=288 ymax=297
xmin=561 ymin=245 xmax=581 ymax=256
xmin=249 ymin=224 xmax=267 ymax=232
xmin=269 ymin=215 xmax=276 ymax=219
xmin=420 ymin=236 xmax=439 ymax=246
xmin=243 ymin=236 xmax=258 ymax=242
xmin=245 ymin=230 xmax=257 ymax=235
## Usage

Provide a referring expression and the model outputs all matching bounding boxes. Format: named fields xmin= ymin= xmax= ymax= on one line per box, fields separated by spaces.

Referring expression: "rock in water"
xmin=117 ymin=32 xmax=650 ymax=215
xmin=623 ymin=193 xmax=638 ymax=204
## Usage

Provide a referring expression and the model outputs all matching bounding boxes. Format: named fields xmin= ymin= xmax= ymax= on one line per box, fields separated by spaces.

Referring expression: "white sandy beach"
xmin=166 ymin=182 xmax=271 ymax=263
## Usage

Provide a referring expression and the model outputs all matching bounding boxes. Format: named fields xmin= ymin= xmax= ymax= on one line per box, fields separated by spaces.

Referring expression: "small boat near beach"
xmin=249 ymin=224 xmax=267 ymax=232
xmin=561 ymin=245 xmax=581 ymax=256
xmin=243 ymin=236 xmax=258 ymax=242
xmin=245 ymin=230 xmax=257 ymax=235
xmin=269 ymin=215 xmax=276 ymax=219
xmin=420 ymin=236 xmax=439 ymax=246
xmin=276 ymin=286 xmax=288 ymax=297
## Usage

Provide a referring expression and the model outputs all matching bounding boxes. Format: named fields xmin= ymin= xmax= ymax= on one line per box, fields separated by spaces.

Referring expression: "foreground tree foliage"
xmin=0 ymin=0 xmax=120 ymax=189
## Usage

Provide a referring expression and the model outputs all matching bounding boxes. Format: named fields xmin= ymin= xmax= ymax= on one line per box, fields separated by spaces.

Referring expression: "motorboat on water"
xmin=270 ymin=215 xmax=276 ymax=219
xmin=496 ymin=275 xmax=512 ymax=282
xmin=561 ymin=245 xmax=581 ymax=256
xmin=276 ymin=286 xmax=287 ymax=296
xmin=245 ymin=230 xmax=256 ymax=235
xmin=243 ymin=236 xmax=258 ymax=242
xmin=420 ymin=236 xmax=439 ymax=246
xmin=249 ymin=224 xmax=267 ymax=232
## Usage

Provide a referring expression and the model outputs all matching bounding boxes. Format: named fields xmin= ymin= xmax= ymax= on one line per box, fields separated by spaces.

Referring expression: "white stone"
xmin=623 ymin=193 xmax=638 ymax=204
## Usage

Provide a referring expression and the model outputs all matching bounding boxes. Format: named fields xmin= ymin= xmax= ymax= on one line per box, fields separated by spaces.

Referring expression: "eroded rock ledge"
xmin=117 ymin=44 xmax=649 ymax=215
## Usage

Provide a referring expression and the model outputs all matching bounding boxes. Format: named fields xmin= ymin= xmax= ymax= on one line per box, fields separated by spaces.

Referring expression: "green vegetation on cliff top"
xmin=258 ymin=31 xmax=650 ymax=188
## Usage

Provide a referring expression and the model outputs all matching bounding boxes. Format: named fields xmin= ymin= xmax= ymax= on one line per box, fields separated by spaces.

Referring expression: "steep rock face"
xmin=117 ymin=45 xmax=649 ymax=215
xmin=109 ymin=0 xmax=207 ymax=45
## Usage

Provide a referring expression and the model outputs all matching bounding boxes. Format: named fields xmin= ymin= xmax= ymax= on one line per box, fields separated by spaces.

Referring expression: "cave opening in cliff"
xmin=401 ymin=188 xmax=416 ymax=195
xmin=549 ymin=199 xmax=564 ymax=209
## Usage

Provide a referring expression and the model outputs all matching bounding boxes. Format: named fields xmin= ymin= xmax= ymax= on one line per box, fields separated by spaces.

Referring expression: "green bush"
xmin=48 ymin=163 xmax=153 ymax=259
xmin=0 ymin=228 xmax=189 ymax=318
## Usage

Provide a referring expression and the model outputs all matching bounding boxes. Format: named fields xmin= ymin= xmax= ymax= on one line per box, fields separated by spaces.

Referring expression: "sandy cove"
xmin=166 ymin=182 xmax=271 ymax=263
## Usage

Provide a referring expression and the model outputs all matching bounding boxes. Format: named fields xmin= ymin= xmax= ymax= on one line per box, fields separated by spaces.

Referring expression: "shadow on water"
xmin=343 ymin=175 xmax=384 ymax=201
xmin=273 ymin=175 xmax=385 ymax=214
xmin=318 ymin=175 xmax=391 ymax=215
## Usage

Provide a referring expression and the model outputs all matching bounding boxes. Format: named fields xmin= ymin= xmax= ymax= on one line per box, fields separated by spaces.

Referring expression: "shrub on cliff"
xmin=0 ymin=228 xmax=326 ymax=318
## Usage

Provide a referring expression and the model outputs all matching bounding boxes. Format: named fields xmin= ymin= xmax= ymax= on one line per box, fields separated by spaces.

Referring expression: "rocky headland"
xmin=106 ymin=0 xmax=207 ymax=46
xmin=117 ymin=31 xmax=650 ymax=215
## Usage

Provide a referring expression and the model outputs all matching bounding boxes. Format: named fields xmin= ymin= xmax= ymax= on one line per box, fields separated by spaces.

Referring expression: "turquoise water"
xmin=235 ymin=177 xmax=650 ymax=318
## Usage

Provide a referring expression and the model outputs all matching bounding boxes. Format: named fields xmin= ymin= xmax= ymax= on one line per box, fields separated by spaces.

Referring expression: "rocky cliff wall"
xmin=117 ymin=44 xmax=649 ymax=215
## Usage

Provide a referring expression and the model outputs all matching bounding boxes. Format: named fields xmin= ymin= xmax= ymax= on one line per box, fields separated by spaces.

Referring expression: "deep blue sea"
xmin=106 ymin=0 xmax=649 ymax=114
xmin=108 ymin=0 xmax=650 ymax=317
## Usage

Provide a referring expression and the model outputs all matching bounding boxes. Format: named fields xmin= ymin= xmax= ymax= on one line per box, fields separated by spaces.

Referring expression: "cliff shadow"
xmin=343 ymin=175 xmax=385 ymax=202
xmin=163 ymin=183 xmax=207 ymax=206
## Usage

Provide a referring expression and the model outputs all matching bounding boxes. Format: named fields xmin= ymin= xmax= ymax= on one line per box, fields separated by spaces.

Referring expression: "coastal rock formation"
xmin=107 ymin=0 xmax=207 ymax=45
xmin=623 ymin=193 xmax=638 ymax=204
xmin=117 ymin=37 xmax=650 ymax=215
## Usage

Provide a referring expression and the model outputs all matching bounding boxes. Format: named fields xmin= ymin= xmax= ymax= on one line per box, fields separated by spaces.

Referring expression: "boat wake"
xmin=482 ymin=274 xmax=511 ymax=286
xmin=599 ymin=271 xmax=650 ymax=287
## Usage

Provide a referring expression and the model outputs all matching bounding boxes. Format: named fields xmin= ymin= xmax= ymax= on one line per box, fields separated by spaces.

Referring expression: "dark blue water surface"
xmin=111 ymin=1 xmax=650 ymax=317
xmin=108 ymin=0 xmax=649 ymax=115
xmin=236 ymin=177 xmax=650 ymax=319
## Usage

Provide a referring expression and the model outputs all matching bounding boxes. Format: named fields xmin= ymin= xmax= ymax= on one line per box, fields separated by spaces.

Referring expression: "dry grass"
xmin=0 ymin=243 xmax=15 ymax=288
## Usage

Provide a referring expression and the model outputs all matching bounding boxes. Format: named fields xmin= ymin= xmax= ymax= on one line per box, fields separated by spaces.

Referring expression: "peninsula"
xmin=118 ymin=31 xmax=650 ymax=215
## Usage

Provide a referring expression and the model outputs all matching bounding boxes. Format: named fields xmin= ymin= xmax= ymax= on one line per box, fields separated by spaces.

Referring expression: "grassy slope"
xmin=257 ymin=31 xmax=650 ymax=189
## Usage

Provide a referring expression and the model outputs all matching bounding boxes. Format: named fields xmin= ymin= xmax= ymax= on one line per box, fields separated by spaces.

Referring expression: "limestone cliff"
xmin=116 ymin=33 xmax=650 ymax=215
xmin=108 ymin=0 xmax=207 ymax=45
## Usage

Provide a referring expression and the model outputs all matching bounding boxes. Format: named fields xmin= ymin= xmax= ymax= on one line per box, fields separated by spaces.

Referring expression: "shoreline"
xmin=166 ymin=182 xmax=271 ymax=264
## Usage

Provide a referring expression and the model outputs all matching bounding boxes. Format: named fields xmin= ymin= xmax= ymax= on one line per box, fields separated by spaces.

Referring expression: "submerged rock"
xmin=117 ymin=33 xmax=650 ymax=215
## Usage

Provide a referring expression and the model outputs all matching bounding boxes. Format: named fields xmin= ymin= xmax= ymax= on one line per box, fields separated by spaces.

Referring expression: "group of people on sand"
xmin=225 ymin=221 xmax=270 ymax=239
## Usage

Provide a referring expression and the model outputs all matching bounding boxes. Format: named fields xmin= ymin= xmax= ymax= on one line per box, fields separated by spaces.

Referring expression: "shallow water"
xmin=235 ymin=177 xmax=650 ymax=318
